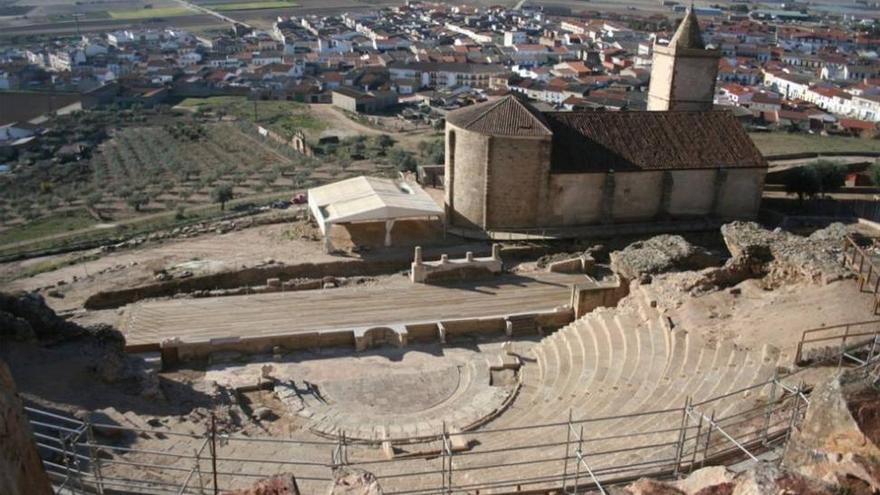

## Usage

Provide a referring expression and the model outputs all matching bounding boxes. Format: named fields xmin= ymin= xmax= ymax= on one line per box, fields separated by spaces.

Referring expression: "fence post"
xmin=440 ymin=422 xmax=447 ymax=494
xmin=762 ymin=371 xmax=779 ymax=447
xmin=838 ymin=325 xmax=851 ymax=370
xmin=196 ymin=440 xmax=206 ymax=494
xmin=448 ymin=431 xmax=453 ymax=494
xmin=210 ymin=414 xmax=218 ymax=495
xmin=84 ymin=416 xmax=105 ymax=495
xmin=688 ymin=412 xmax=703 ymax=474
xmin=785 ymin=384 xmax=803 ymax=445
xmin=563 ymin=409 xmax=572 ymax=492
xmin=673 ymin=397 xmax=691 ymax=477
xmin=700 ymin=410 xmax=715 ymax=470
xmin=573 ymin=425 xmax=584 ymax=494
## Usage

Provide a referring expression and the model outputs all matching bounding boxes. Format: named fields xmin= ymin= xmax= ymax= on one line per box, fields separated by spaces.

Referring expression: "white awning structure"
xmin=308 ymin=176 xmax=444 ymax=249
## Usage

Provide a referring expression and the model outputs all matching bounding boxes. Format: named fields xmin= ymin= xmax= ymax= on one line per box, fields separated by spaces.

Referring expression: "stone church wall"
xmin=446 ymin=124 xmax=489 ymax=229
xmin=485 ymin=136 xmax=551 ymax=229
xmin=716 ymin=168 xmax=765 ymax=219
xmin=668 ymin=169 xmax=716 ymax=217
xmin=547 ymin=173 xmax=605 ymax=225
xmin=612 ymin=171 xmax=664 ymax=221
xmin=647 ymin=47 xmax=719 ymax=111
xmin=668 ymin=53 xmax=719 ymax=110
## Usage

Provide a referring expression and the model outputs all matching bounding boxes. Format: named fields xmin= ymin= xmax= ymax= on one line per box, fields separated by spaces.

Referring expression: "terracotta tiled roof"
xmin=544 ymin=110 xmax=767 ymax=172
xmin=446 ymin=95 xmax=553 ymax=137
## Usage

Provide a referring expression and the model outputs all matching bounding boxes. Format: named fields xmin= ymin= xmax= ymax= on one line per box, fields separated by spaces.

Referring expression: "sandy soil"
xmin=0 ymin=222 xmax=337 ymax=312
xmin=642 ymin=273 xmax=878 ymax=362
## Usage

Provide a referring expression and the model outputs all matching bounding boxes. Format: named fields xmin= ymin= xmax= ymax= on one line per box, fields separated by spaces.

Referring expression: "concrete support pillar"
xmin=384 ymin=219 xmax=395 ymax=247
xmin=323 ymin=229 xmax=333 ymax=253
xmin=438 ymin=322 xmax=447 ymax=344
xmin=465 ymin=251 xmax=474 ymax=262
xmin=414 ymin=246 xmax=423 ymax=264
xmin=440 ymin=254 xmax=449 ymax=264
xmin=492 ymin=243 xmax=501 ymax=261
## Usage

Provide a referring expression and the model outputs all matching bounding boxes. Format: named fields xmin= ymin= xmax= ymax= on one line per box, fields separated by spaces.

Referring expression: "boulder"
xmin=0 ymin=360 xmax=54 ymax=495
xmin=0 ymin=291 xmax=83 ymax=341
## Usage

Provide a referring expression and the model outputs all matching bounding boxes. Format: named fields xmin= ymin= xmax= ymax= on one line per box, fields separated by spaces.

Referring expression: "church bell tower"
xmin=647 ymin=8 xmax=721 ymax=111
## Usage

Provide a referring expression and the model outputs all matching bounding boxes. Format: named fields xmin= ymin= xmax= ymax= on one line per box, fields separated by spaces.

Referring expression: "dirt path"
xmin=308 ymin=104 xmax=385 ymax=137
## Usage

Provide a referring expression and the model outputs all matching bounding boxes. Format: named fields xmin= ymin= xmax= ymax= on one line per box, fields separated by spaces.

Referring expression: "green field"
xmin=0 ymin=210 xmax=96 ymax=247
xmin=177 ymin=97 xmax=327 ymax=139
xmin=749 ymin=132 xmax=880 ymax=157
xmin=108 ymin=6 xmax=191 ymax=19
xmin=209 ymin=1 xmax=298 ymax=11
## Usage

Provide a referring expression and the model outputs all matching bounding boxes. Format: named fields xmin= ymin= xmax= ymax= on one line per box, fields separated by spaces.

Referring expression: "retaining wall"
xmin=158 ymin=307 xmax=574 ymax=367
xmin=86 ymin=258 xmax=410 ymax=310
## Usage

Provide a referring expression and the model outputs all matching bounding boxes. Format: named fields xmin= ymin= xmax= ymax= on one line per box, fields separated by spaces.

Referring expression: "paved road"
xmin=119 ymin=272 xmax=580 ymax=346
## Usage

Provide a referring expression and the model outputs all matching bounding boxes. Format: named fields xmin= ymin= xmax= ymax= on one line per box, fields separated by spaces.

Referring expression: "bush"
xmin=812 ymin=160 xmax=846 ymax=195
xmin=783 ymin=166 xmax=820 ymax=203
xmin=783 ymin=161 xmax=846 ymax=203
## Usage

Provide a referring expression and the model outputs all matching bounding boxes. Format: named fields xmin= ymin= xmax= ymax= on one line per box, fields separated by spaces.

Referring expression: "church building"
xmin=443 ymin=10 xmax=768 ymax=234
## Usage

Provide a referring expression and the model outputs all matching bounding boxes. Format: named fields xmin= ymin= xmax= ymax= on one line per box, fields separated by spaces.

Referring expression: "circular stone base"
xmin=280 ymin=353 xmax=517 ymax=442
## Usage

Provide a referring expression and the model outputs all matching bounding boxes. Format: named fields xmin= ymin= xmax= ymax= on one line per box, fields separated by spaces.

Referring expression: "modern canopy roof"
xmin=308 ymin=176 xmax=443 ymax=234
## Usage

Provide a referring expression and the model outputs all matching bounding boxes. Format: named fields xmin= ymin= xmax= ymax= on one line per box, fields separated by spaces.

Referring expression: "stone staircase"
xmin=435 ymin=285 xmax=783 ymax=493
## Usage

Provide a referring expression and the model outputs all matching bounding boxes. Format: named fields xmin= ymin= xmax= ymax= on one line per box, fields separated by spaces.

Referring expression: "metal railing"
xmin=33 ymin=302 xmax=880 ymax=495
xmin=30 ymin=369 xmax=812 ymax=495
xmin=842 ymin=234 xmax=880 ymax=314
xmin=795 ymin=319 xmax=880 ymax=366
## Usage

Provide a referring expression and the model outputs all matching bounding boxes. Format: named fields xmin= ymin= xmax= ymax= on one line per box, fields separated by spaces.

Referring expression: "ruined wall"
xmin=0 ymin=360 xmax=53 ymax=495
xmin=485 ymin=135 xmax=551 ymax=229
xmin=446 ymin=123 xmax=489 ymax=229
xmin=85 ymin=258 xmax=411 ymax=310
xmin=716 ymin=168 xmax=765 ymax=219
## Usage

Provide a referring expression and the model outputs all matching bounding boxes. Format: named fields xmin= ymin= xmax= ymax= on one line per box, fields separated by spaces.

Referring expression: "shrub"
xmin=811 ymin=160 xmax=846 ymax=195
xmin=783 ymin=166 xmax=820 ymax=203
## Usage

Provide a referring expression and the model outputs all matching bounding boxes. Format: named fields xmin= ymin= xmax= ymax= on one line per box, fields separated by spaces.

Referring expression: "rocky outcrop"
xmin=615 ymin=464 xmax=833 ymax=495
xmin=610 ymin=235 xmax=721 ymax=281
xmin=0 ymin=360 xmax=54 ymax=495
xmin=782 ymin=368 xmax=880 ymax=494
xmin=0 ymin=291 xmax=161 ymax=397
xmin=0 ymin=291 xmax=83 ymax=342
xmin=720 ymin=222 xmax=851 ymax=284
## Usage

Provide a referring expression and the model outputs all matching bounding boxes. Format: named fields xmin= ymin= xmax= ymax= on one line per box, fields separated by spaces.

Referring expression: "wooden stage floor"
xmin=119 ymin=273 xmax=583 ymax=347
